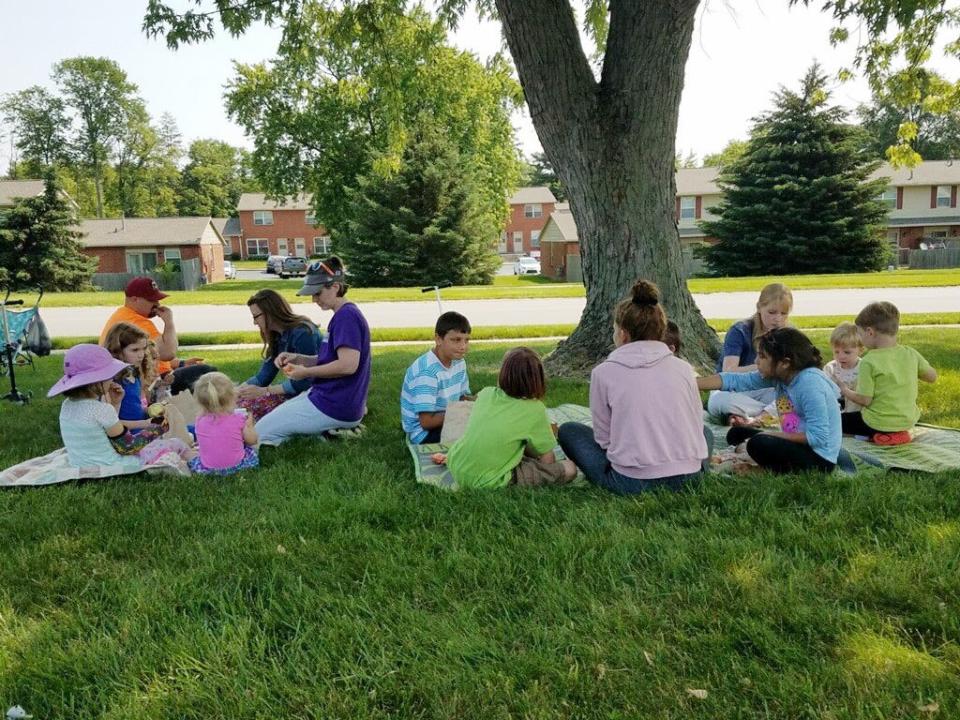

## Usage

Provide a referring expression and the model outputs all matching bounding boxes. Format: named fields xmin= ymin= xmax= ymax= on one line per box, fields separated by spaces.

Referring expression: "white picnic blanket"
xmin=0 ymin=447 xmax=190 ymax=487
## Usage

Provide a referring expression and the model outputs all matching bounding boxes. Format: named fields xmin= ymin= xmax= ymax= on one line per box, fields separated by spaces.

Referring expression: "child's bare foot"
xmin=431 ymin=452 xmax=447 ymax=465
xmin=561 ymin=458 xmax=577 ymax=481
xmin=728 ymin=414 xmax=751 ymax=427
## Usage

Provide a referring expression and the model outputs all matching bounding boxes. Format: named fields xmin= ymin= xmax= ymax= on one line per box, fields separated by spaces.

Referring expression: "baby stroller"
xmin=1 ymin=287 xmax=45 ymax=404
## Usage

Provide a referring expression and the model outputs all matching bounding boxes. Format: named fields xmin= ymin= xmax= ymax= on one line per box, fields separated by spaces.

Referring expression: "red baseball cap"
xmin=124 ymin=276 xmax=168 ymax=302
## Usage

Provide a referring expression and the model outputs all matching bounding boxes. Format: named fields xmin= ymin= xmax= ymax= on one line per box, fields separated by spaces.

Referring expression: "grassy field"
xmin=1 ymin=330 xmax=958 ymax=718
xmin=45 ymin=312 xmax=960 ymax=350
xmin=15 ymin=268 xmax=960 ymax=307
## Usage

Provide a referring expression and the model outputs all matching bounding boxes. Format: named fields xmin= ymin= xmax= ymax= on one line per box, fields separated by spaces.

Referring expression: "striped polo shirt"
xmin=400 ymin=350 xmax=470 ymax=443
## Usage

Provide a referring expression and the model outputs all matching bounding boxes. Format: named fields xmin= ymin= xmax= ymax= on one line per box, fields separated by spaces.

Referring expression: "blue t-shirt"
xmin=716 ymin=318 xmax=756 ymax=372
xmin=246 ymin=323 xmax=322 ymax=396
xmin=400 ymin=350 xmax=471 ymax=443
xmin=720 ymin=367 xmax=842 ymax=463
xmin=308 ymin=302 xmax=371 ymax=423
xmin=118 ymin=375 xmax=147 ymax=421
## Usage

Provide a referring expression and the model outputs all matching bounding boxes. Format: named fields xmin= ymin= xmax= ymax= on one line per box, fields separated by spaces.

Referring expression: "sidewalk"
xmin=38 ymin=286 xmax=960 ymax=338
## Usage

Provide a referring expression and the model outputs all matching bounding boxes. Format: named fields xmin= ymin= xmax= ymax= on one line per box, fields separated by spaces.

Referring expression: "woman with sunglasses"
xmin=255 ymin=257 xmax=371 ymax=445
xmin=236 ymin=289 xmax=322 ymax=421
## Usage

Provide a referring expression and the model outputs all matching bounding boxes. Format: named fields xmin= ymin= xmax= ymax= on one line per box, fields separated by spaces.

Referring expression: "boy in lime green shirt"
xmin=839 ymin=301 xmax=937 ymax=444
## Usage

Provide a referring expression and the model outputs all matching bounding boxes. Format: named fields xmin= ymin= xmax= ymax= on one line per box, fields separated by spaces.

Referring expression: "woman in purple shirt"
xmin=255 ymin=257 xmax=371 ymax=445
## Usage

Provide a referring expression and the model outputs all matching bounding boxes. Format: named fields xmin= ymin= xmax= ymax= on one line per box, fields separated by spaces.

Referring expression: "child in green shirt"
xmin=840 ymin=301 xmax=937 ymax=445
xmin=444 ymin=347 xmax=576 ymax=489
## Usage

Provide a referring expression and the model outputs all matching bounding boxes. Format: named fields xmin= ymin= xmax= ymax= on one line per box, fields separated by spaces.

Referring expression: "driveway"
xmin=38 ymin=286 xmax=960 ymax=337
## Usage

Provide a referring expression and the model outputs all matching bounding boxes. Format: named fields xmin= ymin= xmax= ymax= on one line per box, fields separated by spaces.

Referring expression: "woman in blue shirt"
xmin=706 ymin=283 xmax=793 ymax=424
xmin=236 ymin=289 xmax=322 ymax=421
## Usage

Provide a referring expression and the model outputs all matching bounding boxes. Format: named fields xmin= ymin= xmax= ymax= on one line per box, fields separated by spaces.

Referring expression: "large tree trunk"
xmin=495 ymin=0 xmax=718 ymax=375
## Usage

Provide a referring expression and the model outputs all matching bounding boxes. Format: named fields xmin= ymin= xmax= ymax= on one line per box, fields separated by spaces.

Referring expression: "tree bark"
xmin=495 ymin=0 xmax=718 ymax=375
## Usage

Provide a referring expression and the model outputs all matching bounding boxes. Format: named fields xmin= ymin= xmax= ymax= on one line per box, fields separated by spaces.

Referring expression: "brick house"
xmin=500 ymin=186 xmax=557 ymax=257
xmin=235 ymin=193 xmax=331 ymax=260
xmin=215 ymin=217 xmax=243 ymax=258
xmin=873 ymin=161 xmax=960 ymax=257
xmin=539 ymin=203 xmax=581 ymax=281
xmin=675 ymin=161 xmax=960 ymax=262
xmin=79 ymin=217 xmax=228 ymax=283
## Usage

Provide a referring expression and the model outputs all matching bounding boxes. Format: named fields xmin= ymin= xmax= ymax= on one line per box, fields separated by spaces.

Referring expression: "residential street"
xmin=41 ymin=285 xmax=960 ymax=337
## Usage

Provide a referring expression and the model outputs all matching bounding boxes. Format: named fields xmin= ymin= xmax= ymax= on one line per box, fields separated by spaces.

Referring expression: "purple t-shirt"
xmin=308 ymin=302 xmax=371 ymax=422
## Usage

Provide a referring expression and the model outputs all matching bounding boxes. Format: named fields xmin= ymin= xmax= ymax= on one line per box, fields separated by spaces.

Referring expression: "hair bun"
xmin=631 ymin=280 xmax=660 ymax=307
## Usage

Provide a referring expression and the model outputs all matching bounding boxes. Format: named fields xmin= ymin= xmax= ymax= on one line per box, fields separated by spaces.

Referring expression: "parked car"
xmin=271 ymin=255 xmax=308 ymax=278
xmin=513 ymin=256 xmax=541 ymax=275
xmin=223 ymin=260 xmax=237 ymax=280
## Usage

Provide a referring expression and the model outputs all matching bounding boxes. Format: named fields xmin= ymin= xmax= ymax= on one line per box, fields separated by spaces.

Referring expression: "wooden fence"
xmin=908 ymin=245 xmax=960 ymax=269
xmin=92 ymin=258 xmax=203 ymax=291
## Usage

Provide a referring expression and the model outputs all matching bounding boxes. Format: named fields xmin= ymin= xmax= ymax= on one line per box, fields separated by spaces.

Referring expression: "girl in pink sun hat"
xmin=49 ymin=344 xmax=196 ymax=471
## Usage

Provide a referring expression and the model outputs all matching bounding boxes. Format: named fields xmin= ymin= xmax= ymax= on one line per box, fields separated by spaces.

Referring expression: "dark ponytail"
xmin=614 ymin=279 xmax=667 ymax=343
xmin=757 ymin=327 xmax=822 ymax=371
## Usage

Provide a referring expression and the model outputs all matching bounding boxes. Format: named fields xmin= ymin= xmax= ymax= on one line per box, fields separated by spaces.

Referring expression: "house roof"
xmin=216 ymin=216 xmax=242 ymax=237
xmin=508 ymin=186 xmax=557 ymax=205
xmin=870 ymin=160 xmax=960 ymax=186
xmin=676 ymin=167 xmax=721 ymax=196
xmin=541 ymin=207 xmax=578 ymax=242
xmin=675 ymin=160 xmax=960 ymax=196
xmin=0 ymin=179 xmax=46 ymax=207
xmin=79 ymin=217 xmax=222 ymax=248
xmin=237 ymin=193 xmax=314 ymax=211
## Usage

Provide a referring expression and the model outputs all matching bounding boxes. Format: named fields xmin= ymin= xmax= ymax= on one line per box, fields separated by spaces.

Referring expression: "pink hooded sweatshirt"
xmin=590 ymin=340 xmax=708 ymax=479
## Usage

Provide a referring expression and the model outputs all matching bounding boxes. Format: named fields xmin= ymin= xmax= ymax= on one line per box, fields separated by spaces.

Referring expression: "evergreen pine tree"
xmin=334 ymin=127 xmax=501 ymax=287
xmin=700 ymin=65 xmax=890 ymax=276
xmin=0 ymin=172 xmax=96 ymax=291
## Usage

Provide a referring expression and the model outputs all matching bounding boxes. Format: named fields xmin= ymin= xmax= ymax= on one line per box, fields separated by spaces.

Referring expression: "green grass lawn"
xmin=17 ymin=268 xmax=960 ymax=307
xmin=1 ymin=330 xmax=958 ymax=718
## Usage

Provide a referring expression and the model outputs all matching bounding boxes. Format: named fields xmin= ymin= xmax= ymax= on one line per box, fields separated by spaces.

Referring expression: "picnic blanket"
xmin=0 ymin=447 xmax=190 ymax=488
xmin=408 ymin=404 xmax=590 ymax=491
xmin=704 ymin=416 xmax=960 ymax=474
xmin=411 ymin=404 xmax=960 ymax=489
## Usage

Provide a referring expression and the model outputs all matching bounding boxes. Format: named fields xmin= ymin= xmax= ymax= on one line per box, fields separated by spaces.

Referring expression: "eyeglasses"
xmin=251 ymin=312 xmax=263 ymax=321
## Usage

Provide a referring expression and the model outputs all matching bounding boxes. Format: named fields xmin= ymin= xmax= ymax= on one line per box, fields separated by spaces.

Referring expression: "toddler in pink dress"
xmin=189 ymin=372 xmax=259 ymax=475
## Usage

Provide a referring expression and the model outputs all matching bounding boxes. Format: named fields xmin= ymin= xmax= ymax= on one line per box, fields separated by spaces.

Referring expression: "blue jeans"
xmin=558 ymin=422 xmax=712 ymax=495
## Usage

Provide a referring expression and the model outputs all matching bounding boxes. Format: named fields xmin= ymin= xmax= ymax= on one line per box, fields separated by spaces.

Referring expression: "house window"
xmin=313 ymin=235 xmax=331 ymax=256
xmin=679 ymin=196 xmax=696 ymax=220
xmin=246 ymin=238 xmax=269 ymax=257
xmin=163 ymin=248 xmax=182 ymax=270
xmin=125 ymin=250 xmax=157 ymax=274
xmin=524 ymin=203 xmax=543 ymax=218
xmin=936 ymin=185 xmax=952 ymax=208
xmin=531 ymin=230 xmax=541 ymax=248
xmin=878 ymin=187 xmax=898 ymax=210
xmin=253 ymin=210 xmax=274 ymax=226
xmin=305 ymin=211 xmax=317 ymax=226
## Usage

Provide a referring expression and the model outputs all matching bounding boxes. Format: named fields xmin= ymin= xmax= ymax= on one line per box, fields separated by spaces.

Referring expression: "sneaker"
xmin=873 ymin=430 xmax=912 ymax=446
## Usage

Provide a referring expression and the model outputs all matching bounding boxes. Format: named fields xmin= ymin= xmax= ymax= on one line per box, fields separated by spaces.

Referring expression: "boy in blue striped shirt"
xmin=401 ymin=312 xmax=473 ymax=443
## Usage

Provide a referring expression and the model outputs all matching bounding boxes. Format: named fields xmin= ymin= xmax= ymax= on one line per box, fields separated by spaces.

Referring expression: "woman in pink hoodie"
xmin=558 ymin=280 xmax=711 ymax=494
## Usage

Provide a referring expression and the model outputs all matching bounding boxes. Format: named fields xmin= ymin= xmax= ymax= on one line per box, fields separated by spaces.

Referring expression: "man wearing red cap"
xmin=99 ymin=277 xmax=212 ymax=393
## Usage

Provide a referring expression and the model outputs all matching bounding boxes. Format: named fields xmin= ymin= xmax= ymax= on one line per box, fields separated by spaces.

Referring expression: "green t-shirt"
xmin=447 ymin=386 xmax=557 ymax=489
xmin=857 ymin=344 xmax=932 ymax=431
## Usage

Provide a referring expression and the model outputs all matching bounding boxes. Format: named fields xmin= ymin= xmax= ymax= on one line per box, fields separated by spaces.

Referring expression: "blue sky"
xmin=2 ymin=1 xmax=958 ymax=171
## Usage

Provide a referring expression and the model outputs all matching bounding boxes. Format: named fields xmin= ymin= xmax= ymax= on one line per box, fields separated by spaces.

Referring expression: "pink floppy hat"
xmin=47 ymin=344 xmax=131 ymax=398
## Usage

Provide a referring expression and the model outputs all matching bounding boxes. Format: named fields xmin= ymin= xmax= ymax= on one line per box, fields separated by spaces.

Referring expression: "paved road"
xmin=40 ymin=286 xmax=960 ymax=337
xmin=236 ymin=262 xmax=516 ymax=281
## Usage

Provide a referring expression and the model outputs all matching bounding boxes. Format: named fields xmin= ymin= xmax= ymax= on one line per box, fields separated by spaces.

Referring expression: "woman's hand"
xmin=236 ymin=383 xmax=268 ymax=400
xmin=274 ymin=352 xmax=297 ymax=369
xmin=282 ymin=364 xmax=310 ymax=381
